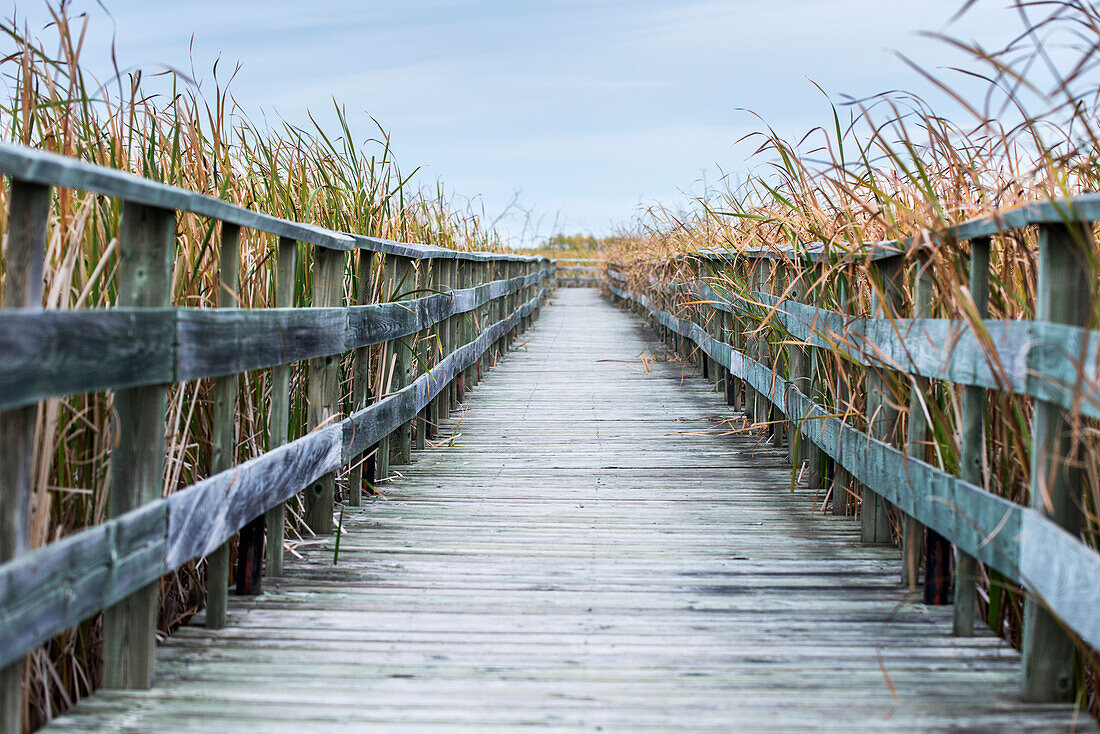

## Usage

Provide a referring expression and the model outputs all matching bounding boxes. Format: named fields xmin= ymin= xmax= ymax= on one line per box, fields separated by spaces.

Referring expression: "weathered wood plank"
xmin=1022 ymin=222 xmax=1094 ymax=702
xmin=43 ymin=289 xmax=1088 ymax=733
xmin=0 ymin=142 xmax=355 ymax=251
xmin=303 ymin=248 xmax=346 ymax=534
xmin=0 ymin=268 xmax=554 ymax=411
xmin=0 ymin=178 xmax=50 ymax=734
xmin=205 ymin=224 xmax=242 ymax=626
xmin=264 ymin=237 xmax=298 ymax=578
xmin=614 ymin=282 xmax=1100 ymax=658
xmin=101 ymin=202 xmax=175 ymax=691
xmin=0 ymin=501 xmax=167 ymax=670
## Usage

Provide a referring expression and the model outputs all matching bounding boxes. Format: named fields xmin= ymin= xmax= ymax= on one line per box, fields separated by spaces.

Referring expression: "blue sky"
xmin=4 ymin=1 xmax=1027 ymax=243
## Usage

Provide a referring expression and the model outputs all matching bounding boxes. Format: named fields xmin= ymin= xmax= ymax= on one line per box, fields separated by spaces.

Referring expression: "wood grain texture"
xmin=0 ymin=501 xmax=167 ymax=670
xmin=614 ymin=283 xmax=1100 ymax=659
xmin=0 ymin=142 xmax=354 ymax=251
xmin=0 ymin=268 xmax=554 ymax=411
xmin=0 ymin=143 xmax=556 ymax=262
xmin=264 ymin=237 xmax=298 ymax=578
xmin=1 ymin=179 xmax=50 ymax=734
xmin=691 ymin=278 xmax=1100 ymax=421
xmin=44 ymin=289 xmax=1089 ymax=733
xmin=954 ymin=237 xmax=991 ymax=635
xmin=1022 ymin=222 xmax=1094 ymax=702
xmin=102 ymin=202 xmax=175 ymax=691
xmin=0 ymin=285 xmax=550 ymax=674
xmin=304 ymin=247 xmax=345 ymax=534
xmin=687 ymin=192 xmax=1100 ymax=265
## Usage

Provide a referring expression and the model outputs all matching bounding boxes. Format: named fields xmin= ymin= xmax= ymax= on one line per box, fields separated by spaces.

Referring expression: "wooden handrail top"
xmin=647 ymin=192 xmax=1100 ymax=264
xmin=0 ymin=142 xmax=547 ymax=263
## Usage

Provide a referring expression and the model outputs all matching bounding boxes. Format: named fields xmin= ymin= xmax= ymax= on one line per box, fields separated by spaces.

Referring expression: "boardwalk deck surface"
xmin=48 ymin=289 xmax=1089 ymax=732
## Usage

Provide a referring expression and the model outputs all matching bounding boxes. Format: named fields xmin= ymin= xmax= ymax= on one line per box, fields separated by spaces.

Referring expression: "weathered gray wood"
xmin=348 ymin=249 xmax=374 ymax=506
xmin=803 ymin=264 xmax=823 ymax=489
xmin=0 ymin=267 xmax=553 ymax=412
xmin=0 ymin=501 xmax=167 ymax=671
xmin=44 ymin=289 xmax=1087 ymax=733
xmin=831 ymin=270 xmax=853 ymax=516
xmin=0 ymin=257 xmax=549 ymax=680
xmin=0 ymin=142 xmax=354 ymax=251
xmin=0 ymin=144 xmax=543 ymax=264
xmin=264 ymin=237 xmax=297 ymax=578
xmin=862 ymin=256 xmax=903 ymax=544
xmin=352 ymin=233 xmax=543 ymax=264
xmin=206 ymin=224 xmax=242 ymax=628
xmin=902 ymin=256 xmax=933 ymax=590
xmin=166 ymin=425 xmax=344 ymax=568
xmin=688 ymin=192 xmax=1100 ymax=268
xmin=415 ymin=261 xmax=430 ymax=452
xmin=0 ymin=179 xmax=49 ymax=734
xmin=954 ymin=237 xmax=990 ymax=635
xmin=691 ymin=277 xmax=1100 ymax=422
xmin=614 ymin=282 xmax=1100 ymax=658
xmin=468 ymin=261 xmax=480 ymax=386
xmin=0 ymin=310 xmax=174 ymax=411
xmin=389 ymin=256 xmax=415 ymax=466
xmin=102 ymin=203 xmax=175 ymax=691
xmin=304 ymin=247 xmax=346 ymax=535
xmin=1021 ymin=222 xmax=1093 ymax=702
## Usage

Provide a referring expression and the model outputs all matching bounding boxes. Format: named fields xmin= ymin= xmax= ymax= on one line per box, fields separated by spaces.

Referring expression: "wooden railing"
xmin=0 ymin=142 xmax=553 ymax=728
xmin=553 ymin=258 xmax=604 ymax=287
xmin=608 ymin=198 xmax=1100 ymax=703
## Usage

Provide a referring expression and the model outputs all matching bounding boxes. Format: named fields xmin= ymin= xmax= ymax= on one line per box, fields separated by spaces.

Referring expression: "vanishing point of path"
xmin=49 ymin=289 xmax=1085 ymax=732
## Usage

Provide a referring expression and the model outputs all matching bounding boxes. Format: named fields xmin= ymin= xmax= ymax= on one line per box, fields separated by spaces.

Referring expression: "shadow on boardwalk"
xmin=48 ymin=289 xmax=1087 ymax=732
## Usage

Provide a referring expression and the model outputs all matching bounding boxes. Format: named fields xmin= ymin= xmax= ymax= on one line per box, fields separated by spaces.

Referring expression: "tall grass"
xmin=611 ymin=0 xmax=1100 ymax=716
xmin=0 ymin=6 xmax=510 ymax=729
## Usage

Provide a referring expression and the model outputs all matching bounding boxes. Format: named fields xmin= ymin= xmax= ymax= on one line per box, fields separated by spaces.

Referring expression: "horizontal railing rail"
xmin=675 ymin=278 xmax=1100 ymax=420
xmin=608 ymin=194 xmax=1100 ymax=703
xmin=553 ymin=257 xmax=605 ymax=287
xmin=0 ymin=288 xmax=547 ymax=670
xmin=0 ymin=269 xmax=552 ymax=411
xmin=0 ymin=140 xmax=555 ymax=724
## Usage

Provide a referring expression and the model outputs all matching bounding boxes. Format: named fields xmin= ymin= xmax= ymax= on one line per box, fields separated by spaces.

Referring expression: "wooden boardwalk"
xmin=48 ymin=289 xmax=1087 ymax=732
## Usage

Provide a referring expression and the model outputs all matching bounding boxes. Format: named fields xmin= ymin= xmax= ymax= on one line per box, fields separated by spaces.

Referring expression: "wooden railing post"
xmin=451 ymin=258 xmax=464 ymax=402
xmin=102 ymin=202 xmax=176 ymax=689
xmin=506 ymin=261 xmax=517 ymax=352
xmin=746 ymin=257 xmax=764 ymax=424
xmin=376 ymin=256 xmax=393 ymax=484
xmin=304 ymin=246 xmax=345 ymax=534
xmin=523 ymin=260 xmax=534 ymax=331
xmin=802 ymin=258 xmax=825 ymax=491
xmin=861 ymin=255 xmax=904 ymax=543
xmin=787 ymin=260 xmax=812 ymax=471
xmin=831 ymin=265 xmax=852 ymax=516
xmin=265 ymin=236 xmax=298 ymax=577
xmin=903 ymin=251 xmax=934 ymax=590
xmin=0 ymin=180 xmax=50 ymax=733
xmin=349 ymin=248 xmax=374 ymax=505
xmin=206 ymin=224 xmax=242 ymax=626
xmin=953 ymin=236 xmax=991 ymax=631
xmin=725 ymin=262 xmax=743 ymax=412
xmin=426 ymin=259 xmax=444 ymax=442
xmin=768 ymin=259 xmax=785 ymax=450
xmin=230 ymin=229 xmax=265 ymax=597
xmin=693 ymin=260 xmax=710 ymax=382
xmin=392 ymin=255 xmax=415 ymax=465
xmin=1022 ymin=222 xmax=1094 ymax=701
xmin=437 ymin=258 xmax=455 ymax=418
xmin=415 ymin=260 xmax=430 ymax=451
xmin=492 ymin=260 xmax=505 ymax=364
